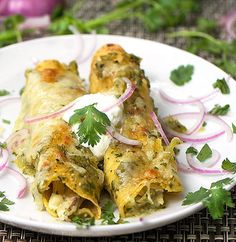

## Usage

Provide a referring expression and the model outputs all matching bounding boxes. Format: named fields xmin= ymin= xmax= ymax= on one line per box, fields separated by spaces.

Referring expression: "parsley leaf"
xmin=208 ymin=104 xmax=230 ymax=116
xmin=0 ymin=191 xmax=14 ymax=211
xmin=69 ymin=103 xmax=111 ymax=147
xmin=72 ymin=216 xmax=95 ymax=228
xmin=101 ymin=201 xmax=116 ymax=225
xmin=222 ymin=158 xmax=236 ymax=173
xmin=196 ymin=144 xmax=212 ymax=162
xmin=232 ymin=123 xmax=236 ymax=134
xmin=213 ymin=78 xmax=230 ymax=94
xmin=182 ymin=178 xmax=234 ymax=219
xmin=186 ymin=146 xmax=198 ymax=155
xmin=170 ymin=65 xmax=194 ymax=86
xmin=0 ymin=89 xmax=10 ymax=96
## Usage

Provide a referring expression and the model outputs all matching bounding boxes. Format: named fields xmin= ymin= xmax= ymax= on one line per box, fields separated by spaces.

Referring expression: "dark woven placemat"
xmin=1 ymin=0 xmax=236 ymax=241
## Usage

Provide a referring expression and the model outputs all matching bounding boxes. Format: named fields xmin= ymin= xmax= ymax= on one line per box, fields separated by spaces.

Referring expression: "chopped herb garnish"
xmin=0 ymin=191 xmax=14 ymax=211
xmin=232 ymin=123 xmax=236 ymax=134
xmin=182 ymin=178 xmax=234 ymax=219
xmin=196 ymin=144 xmax=212 ymax=162
xmin=0 ymin=142 xmax=7 ymax=149
xmin=208 ymin=104 xmax=230 ymax=116
xmin=69 ymin=103 xmax=111 ymax=147
xmin=170 ymin=65 xmax=194 ymax=86
xmin=186 ymin=146 xmax=198 ymax=156
xmin=2 ymin=119 xmax=10 ymax=124
xmin=213 ymin=78 xmax=230 ymax=94
xmin=0 ymin=89 xmax=10 ymax=96
xmin=72 ymin=216 xmax=95 ymax=228
xmin=19 ymin=87 xmax=25 ymax=95
xmin=202 ymin=122 xmax=207 ymax=127
xmin=222 ymin=158 xmax=236 ymax=173
xmin=101 ymin=201 xmax=116 ymax=225
xmin=164 ymin=116 xmax=187 ymax=133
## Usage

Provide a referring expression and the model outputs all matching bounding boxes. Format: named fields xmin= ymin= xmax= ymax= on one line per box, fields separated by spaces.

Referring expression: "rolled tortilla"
xmin=89 ymin=44 xmax=183 ymax=218
xmin=13 ymin=60 xmax=104 ymax=220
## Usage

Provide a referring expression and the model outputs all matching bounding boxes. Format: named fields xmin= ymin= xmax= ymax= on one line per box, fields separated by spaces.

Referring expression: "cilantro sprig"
xmin=101 ymin=201 xmax=117 ymax=225
xmin=213 ymin=78 xmax=230 ymax=94
xmin=72 ymin=216 xmax=95 ymax=228
xmin=0 ymin=89 xmax=10 ymax=96
xmin=0 ymin=191 xmax=14 ymax=211
xmin=209 ymin=104 xmax=230 ymax=116
xmin=170 ymin=65 xmax=194 ymax=86
xmin=183 ymin=178 xmax=234 ymax=219
xmin=69 ymin=103 xmax=111 ymax=147
xmin=222 ymin=158 xmax=236 ymax=173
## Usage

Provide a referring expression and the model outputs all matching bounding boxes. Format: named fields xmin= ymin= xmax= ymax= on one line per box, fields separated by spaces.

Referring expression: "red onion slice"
xmin=165 ymin=127 xmax=225 ymax=143
xmin=5 ymin=167 xmax=27 ymax=199
xmin=0 ymin=96 xmax=20 ymax=105
xmin=150 ymin=111 xmax=169 ymax=145
xmin=6 ymin=129 xmax=30 ymax=153
xmin=68 ymin=25 xmax=85 ymax=63
xmin=186 ymin=153 xmax=227 ymax=175
xmin=69 ymin=25 xmax=97 ymax=64
xmin=186 ymin=146 xmax=221 ymax=168
xmin=219 ymin=10 xmax=236 ymax=40
xmin=106 ymin=126 xmax=141 ymax=146
xmin=102 ymin=78 xmax=136 ymax=112
xmin=78 ymin=31 xmax=97 ymax=64
xmin=159 ymin=89 xmax=219 ymax=104
xmin=166 ymin=112 xmax=233 ymax=142
xmin=19 ymin=15 xmax=50 ymax=30
xmin=186 ymin=101 xmax=206 ymax=135
xmin=0 ymin=148 xmax=9 ymax=172
xmin=24 ymin=99 xmax=78 ymax=124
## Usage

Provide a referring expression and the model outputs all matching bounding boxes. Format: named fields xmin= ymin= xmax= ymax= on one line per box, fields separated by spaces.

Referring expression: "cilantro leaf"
xmin=208 ymin=104 xmax=230 ymax=116
xmin=72 ymin=216 xmax=95 ymax=228
xmin=0 ymin=90 xmax=10 ymax=96
xmin=69 ymin=104 xmax=111 ymax=147
xmin=204 ymin=187 xmax=234 ymax=219
xmin=211 ymin=177 xmax=233 ymax=188
xmin=0 ymin=192 xmax=14 ymax=211
xmin=183 ymin=178 xmax=234 ymax=219
xmin=213 ymin=78 xmax=230 ymax=94
xmin=232 ymin=123 xmax=236 ymax=134
xmin=182 ymin=187 xmax=210 ymax=205
xmin=186 ymin=146 xmax=198 ymax=155
xmin=196 ymin=144 xmax=212 ymax=162
xmin=101 ymin=201 xmax=116 ymax=225
xmin=222 ymin=158 xmax=236 ymax=173
xmin=0 ymin=142 xmax=7 ymax=149
xmin=2 ymin=119 xmax=10 ymax=125
xmin=170 ymin=65 xmax=194 ymax=86
xmin=1 ymin=198 xmax=14 ymax=205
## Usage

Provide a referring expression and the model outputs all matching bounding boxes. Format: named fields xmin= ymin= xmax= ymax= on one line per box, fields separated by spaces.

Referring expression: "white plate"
xmin=0 ymin=35 xmax=235 ymax=237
